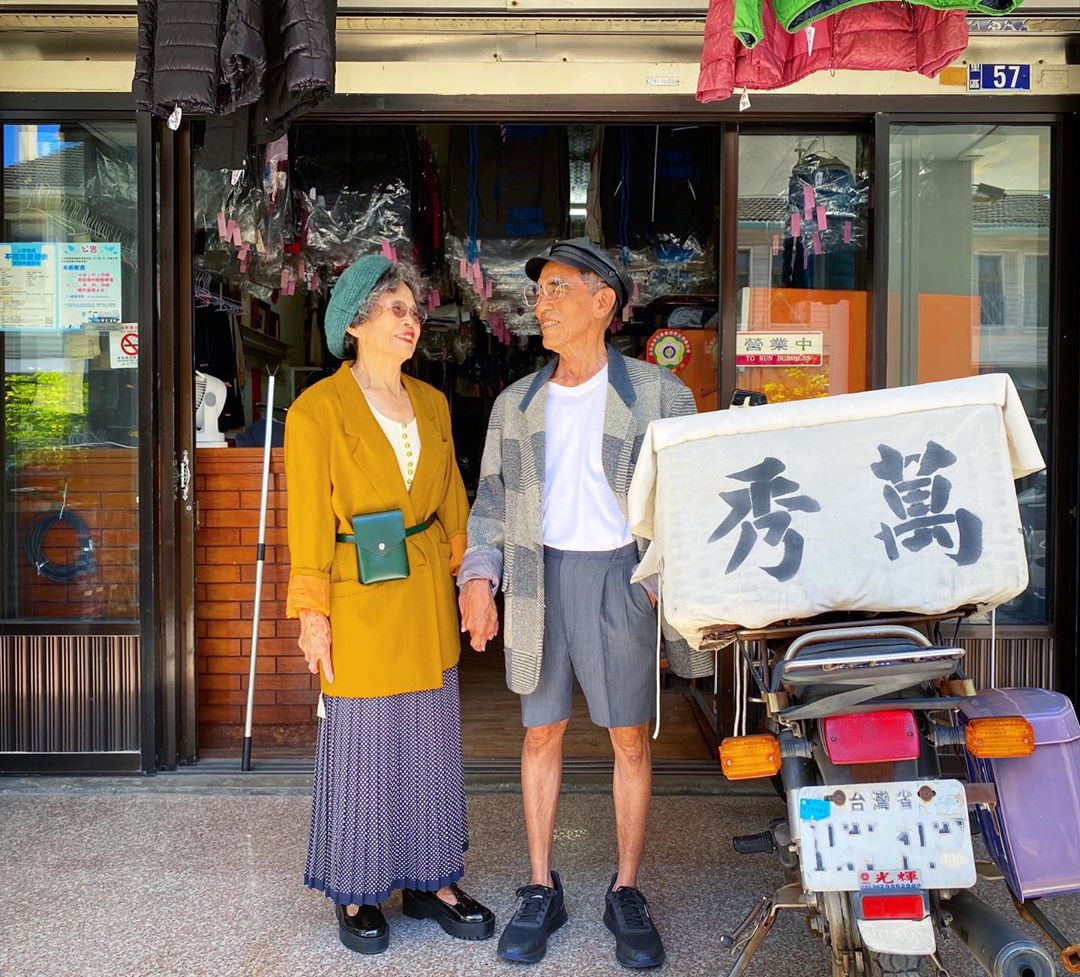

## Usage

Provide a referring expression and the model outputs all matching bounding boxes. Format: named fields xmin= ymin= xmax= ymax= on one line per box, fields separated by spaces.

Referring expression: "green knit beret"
xmin=323 ymin=254 xmax=392 ymax=359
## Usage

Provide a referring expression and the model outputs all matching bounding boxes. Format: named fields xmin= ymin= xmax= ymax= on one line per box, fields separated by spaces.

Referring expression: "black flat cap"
xmin=525 ymin=238 xmax=633 ymax=311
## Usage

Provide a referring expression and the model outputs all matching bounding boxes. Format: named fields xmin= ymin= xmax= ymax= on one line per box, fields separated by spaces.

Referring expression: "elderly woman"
xmin=284 ymin=255 xmax=494 ymax=954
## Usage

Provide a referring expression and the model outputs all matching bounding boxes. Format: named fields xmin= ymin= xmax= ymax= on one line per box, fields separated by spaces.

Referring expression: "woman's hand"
xmin=297 ymin=608 xmax=334 ymax=684
xmin=459 ymin=579 xmax=500 ymax=653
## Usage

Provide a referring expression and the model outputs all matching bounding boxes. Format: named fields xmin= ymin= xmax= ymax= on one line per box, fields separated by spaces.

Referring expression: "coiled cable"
xmin=24 ymin=509 xmax=96 ymax=583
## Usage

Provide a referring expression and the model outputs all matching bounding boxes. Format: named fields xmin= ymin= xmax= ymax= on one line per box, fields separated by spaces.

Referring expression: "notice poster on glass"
xmin=0 ymin=242 xmax=122 ymax=330
xmin=58 ymin=243 xmax=122 ymax=328
xmin=0 ymin=243 xmax=58 ymax=329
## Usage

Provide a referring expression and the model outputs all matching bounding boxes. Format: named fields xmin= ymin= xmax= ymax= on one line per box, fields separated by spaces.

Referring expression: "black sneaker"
xmin=496 ymin=870 xmax=569 ymax=964
xmin=335 ymin=901 xmax=389 ymax=955
xmin=603 ymin=876 xmax=665 ymax=969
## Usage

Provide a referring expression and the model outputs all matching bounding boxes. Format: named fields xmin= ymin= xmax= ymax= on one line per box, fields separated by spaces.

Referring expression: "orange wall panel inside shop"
xmin=738 ymin=288 xmax=868 ymax=400
xmin=195 ymin=448 xmax=318 ymax=751
xmin=14 ymin=448 xmax=139 ymax=620
xmin=916 ymin=294 xmax=981 ymax=384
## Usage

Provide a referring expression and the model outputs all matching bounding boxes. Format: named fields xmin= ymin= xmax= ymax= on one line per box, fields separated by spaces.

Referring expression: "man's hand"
xmin=459 ymin=579 xmax=500 ymax=652
xmin=297 ymin=608 xmax=334 ymax=684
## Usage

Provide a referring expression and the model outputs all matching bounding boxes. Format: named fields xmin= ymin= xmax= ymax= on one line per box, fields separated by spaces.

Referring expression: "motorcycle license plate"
xmin=795 ymin=779 xmax=976 ymax=892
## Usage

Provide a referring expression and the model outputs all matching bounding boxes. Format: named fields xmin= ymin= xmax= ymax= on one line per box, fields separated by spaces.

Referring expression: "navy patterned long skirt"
xmin=304 ymin=666 xmax=469 ymax=906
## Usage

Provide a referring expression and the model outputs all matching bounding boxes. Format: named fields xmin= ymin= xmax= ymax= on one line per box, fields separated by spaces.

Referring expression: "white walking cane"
xmin=241 ymin=369 xmax=276 ymax=771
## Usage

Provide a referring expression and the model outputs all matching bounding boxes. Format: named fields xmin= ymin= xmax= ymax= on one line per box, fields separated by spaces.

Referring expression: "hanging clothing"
xmin=698 ymin=0 xmax=969 ymax=103
xmin=133 ymin=0 xmax=336 ymax=143
xmin=732 ymin=0 xmax=1009 ymax=48
xmin=446 ymin=125 xmax=570 ymax=243
xmin=597 ymin=126 xmax=715 ymax=252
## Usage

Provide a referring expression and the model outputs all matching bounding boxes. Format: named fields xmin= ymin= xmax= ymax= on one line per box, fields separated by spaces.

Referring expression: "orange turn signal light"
xmin=719 ymin=734 xmax=782 ymax=781
xmin=965 ymin=716 xmax=1035 ymax=759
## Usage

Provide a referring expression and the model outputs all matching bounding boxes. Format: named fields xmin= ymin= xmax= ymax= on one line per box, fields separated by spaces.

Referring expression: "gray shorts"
xmin=521 ymin=543 xmax=657 ymax=730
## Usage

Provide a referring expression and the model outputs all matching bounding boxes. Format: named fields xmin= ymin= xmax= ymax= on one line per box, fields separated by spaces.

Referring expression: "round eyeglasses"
xmin=376 ymin=300 xmax=428 ymax=325
xmin=522 ymin=279 xmax=580 ymax=308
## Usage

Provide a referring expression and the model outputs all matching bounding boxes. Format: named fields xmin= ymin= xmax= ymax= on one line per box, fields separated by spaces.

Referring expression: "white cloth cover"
xmin=629 ymin=374 xmax=1045 ymax=647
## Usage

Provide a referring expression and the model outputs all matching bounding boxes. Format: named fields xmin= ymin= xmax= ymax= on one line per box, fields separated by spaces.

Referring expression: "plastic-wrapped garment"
xmin=597 ymin=126 xmax=717 ymax=255
xmin=608 ymin=237 xmax=717 ymax=308
xmin=193 ymin=141 xmax=295 ymax=289
xmin=85 ymin=145 xmax=139 ymax=237
xmin=785 ymin=153 xmax=869 ymax=256
xmin=291 ymin=125 xmax=434 ymax=272
xmin=301 ymin=180 xmax=413 ymax=274
xmin=697 ymin=0 xmax=969 ymax=103
xmin=446 ymin=235 xmax=545 ymax=337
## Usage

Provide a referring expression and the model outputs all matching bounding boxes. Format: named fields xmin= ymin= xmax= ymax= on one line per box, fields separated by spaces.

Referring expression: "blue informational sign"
xmin=968 ymin=64 xmax=1031 ymax=92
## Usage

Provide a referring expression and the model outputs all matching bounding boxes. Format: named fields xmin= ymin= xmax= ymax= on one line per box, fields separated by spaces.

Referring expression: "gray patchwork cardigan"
xmin=460 ymin=346 xmax=716 ymax=696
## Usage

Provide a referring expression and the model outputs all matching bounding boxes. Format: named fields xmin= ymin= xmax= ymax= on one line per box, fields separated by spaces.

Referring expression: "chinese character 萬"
xmin=707 ymin=457 xmax=821 ymax=582
xmin=871 ymin=441 xmax=983 ymax=567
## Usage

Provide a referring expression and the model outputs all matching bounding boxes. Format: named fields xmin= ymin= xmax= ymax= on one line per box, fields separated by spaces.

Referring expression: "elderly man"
xmin=458 ymin=239 xmax=711 ymax=969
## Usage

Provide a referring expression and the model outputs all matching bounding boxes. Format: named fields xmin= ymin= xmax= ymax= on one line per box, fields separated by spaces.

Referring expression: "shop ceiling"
xmin=0 ymin=4 xmax=1077 ymax=96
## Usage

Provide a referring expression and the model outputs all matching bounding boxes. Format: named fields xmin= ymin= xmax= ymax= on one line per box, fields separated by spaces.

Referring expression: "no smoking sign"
xmin=109 ymin=325 xmax=139 ymax=369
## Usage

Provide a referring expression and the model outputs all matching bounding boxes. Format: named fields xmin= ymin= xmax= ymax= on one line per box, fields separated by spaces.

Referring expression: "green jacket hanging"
xmin=734 ymin=0 xmax=1020 ymax=47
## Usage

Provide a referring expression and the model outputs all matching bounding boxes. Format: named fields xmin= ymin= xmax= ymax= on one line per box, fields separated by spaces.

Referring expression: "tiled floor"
xmin=1 ymin=784 xmax=1077 ymax=977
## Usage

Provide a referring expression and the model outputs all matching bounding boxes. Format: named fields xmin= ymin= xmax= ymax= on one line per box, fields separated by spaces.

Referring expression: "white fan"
xmin=195 ymin=370 xmax=229 ymax=447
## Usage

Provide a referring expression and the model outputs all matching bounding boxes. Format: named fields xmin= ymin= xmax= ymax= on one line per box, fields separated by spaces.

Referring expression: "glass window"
xmin=888 ymin=125 xmax=1051 ymax=624
xmin=735 ymin=134 xmax=871 ymax=403
xmin=1 ymin=122 xmax=140 ymax=621
xmin=974 ymin=254 xmax=1006 ymax=330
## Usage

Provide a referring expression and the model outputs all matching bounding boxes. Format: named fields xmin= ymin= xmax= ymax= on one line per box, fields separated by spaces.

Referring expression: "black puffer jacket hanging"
xmin=134 ymin=0 xmax=335 ymax=142
xmin=133 ymin=0 xmax=225 ymax=115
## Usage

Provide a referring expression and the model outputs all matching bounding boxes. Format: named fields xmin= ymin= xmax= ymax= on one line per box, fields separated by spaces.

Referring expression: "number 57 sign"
xmin=968 ymin=64 xmax=1031 ymax=92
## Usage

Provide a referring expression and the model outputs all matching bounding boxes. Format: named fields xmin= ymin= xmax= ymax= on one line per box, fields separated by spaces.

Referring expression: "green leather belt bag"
xmin=337 ymin=511 xmax=435 ymax=584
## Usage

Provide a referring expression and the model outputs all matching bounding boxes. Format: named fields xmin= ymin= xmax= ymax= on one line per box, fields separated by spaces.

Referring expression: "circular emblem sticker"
xmin=648 ymin=329 xmax=692 ymax=373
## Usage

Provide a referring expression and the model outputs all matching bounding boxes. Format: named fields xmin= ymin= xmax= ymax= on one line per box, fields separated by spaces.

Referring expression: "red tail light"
xmin=822 ymin=709 xmax=920 ymax=765
xmin=860 ymin=894 xmax=927 ymax=921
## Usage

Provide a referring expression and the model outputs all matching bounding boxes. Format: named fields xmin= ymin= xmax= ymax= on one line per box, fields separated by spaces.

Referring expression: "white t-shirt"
xmin=542 ymin=366 xmax=633 ymax=551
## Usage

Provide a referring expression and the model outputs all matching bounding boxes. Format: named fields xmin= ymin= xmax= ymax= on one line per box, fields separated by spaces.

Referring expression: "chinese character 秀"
xmin=707 ymin=457 xmax=821 ymax=582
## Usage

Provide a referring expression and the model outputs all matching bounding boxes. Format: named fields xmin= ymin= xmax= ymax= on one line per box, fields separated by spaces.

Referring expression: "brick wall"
xmin=13 ymin=448 xmax=139 ymax=620
xmin=195 ymin=448 xmax=318 ymax=752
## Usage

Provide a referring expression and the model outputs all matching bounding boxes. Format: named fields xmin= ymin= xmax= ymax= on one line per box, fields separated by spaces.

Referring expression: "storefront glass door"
xmin=0 ymin=121 xmax=145 ymax=765
xmin=887 ymin=124 xmax=1052 ymax=626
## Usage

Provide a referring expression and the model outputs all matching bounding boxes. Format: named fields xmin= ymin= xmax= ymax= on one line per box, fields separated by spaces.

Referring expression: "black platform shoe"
xmin=336 ymin=901 xmax=389 ymax=954
xmin=402 ymin=885 xmax=496 ymax=941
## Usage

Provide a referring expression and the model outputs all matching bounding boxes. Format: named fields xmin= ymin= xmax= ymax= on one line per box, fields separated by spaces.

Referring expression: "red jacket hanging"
xmin=697 ymin=0 xmax=969 ymax=104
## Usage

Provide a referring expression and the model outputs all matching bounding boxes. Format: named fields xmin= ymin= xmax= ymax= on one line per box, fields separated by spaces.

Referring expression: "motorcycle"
xmin=711 ymin=607 xmax=1080 ymax=977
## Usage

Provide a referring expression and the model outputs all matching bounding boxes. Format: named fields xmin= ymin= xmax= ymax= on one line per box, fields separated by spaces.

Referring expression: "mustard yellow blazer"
xmin=284 ymin=364 xmax=469 ymax=699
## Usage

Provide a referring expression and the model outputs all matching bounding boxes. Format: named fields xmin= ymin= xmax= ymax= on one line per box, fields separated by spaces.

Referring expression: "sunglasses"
xmin=375 ymin=300 xmax=429 ymax=325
